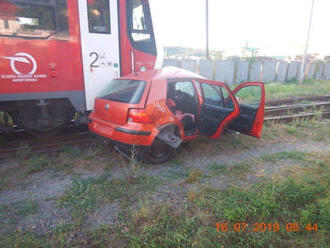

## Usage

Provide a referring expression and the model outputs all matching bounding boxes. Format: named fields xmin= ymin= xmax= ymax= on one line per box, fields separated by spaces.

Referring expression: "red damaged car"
xmin=89 ymin=67 xmax=265 ymax=164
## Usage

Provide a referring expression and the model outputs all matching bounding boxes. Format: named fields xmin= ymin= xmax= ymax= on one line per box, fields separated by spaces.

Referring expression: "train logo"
xmin=1 ymin=52 xmax=37 ymax=75
xmin=1 ymin=52 xmax=46 ymax=82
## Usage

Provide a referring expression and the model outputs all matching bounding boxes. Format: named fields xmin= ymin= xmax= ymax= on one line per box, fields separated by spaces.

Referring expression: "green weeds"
xmin=1 ymin=158 xmax=329 ymax=247
xmin=16 ymin=144 xmax=32 ymax=161
xmin=25 ymin=154 xmax=52 ymax=173
xmin=261 ymin=151 xmax=307 ymax=163
xmin=230 ymin=80 xmax=330 ymax=102
xmin=57 ymin=173 xmax=161 ymax=221
xmin=0 ymin=199 xmax=38 ymax=226
xmin=184 ymin=169 xmax=203 ymax=184
xmin=208 ymin=161 xmax=252 ymax=179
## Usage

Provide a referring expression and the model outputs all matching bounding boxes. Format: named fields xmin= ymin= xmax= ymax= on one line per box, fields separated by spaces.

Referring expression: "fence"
xmin=162 ymin=59 xmax=330 ymax=84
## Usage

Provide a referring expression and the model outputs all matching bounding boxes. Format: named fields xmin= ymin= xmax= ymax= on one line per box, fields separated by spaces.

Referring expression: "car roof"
xmin=120 ymin=66 xmax=205 ymax=81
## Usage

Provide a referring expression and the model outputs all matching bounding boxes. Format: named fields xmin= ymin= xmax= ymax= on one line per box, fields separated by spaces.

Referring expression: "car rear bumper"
xmin=88 ymin=113 xmax=158 ymax=146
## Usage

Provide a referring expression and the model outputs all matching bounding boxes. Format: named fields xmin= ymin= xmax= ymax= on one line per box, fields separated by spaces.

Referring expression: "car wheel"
xmin=139 ymin=138 xmax=174 ymax=164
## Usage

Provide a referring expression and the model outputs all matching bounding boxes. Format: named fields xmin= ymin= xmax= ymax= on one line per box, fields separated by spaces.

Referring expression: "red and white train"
xmin=0 ymin=0 xmax=160 ymax=136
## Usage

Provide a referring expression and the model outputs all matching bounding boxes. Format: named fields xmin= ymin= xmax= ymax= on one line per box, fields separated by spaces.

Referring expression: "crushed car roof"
xmin=120 ymin=66 xmax=205 ymax=81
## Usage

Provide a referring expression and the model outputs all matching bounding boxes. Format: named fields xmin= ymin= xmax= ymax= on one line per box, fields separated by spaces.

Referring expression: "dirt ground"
xmin=0 ymin=120 xmax=329 ymax=240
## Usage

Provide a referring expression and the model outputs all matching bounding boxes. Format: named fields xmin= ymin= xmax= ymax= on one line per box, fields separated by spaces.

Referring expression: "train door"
xmin=78 ymin=0 xmax=120 ymax=111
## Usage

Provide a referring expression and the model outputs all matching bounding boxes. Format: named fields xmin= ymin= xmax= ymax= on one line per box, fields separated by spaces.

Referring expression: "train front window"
xmin=87 ymin=0 xmax=111 ymax=34
xmin=0 ymin=0 xmax=68 ymax=39
xmin=132 ymin=0 xmax=149 ymax=41
xmin=127 ymin=0 xmax=156 ymax=55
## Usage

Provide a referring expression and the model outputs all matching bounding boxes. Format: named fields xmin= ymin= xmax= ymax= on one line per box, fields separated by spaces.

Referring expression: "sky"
xmin=149 ymin=0 xmax=330 ymax=57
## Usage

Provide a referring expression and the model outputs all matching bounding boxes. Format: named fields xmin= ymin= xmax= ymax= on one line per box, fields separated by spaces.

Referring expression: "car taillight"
xmin=128 ymin=109 xmax=152 ymax=123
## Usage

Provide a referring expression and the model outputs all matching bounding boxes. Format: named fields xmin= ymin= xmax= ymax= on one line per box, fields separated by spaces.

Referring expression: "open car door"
xmin=228 ymin=82 xmax=265 ymax=138
xmin=197 ymin=80 xmax=240 ymax=139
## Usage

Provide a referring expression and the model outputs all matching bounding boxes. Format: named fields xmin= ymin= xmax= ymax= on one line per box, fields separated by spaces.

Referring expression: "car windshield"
xmin=98 ymin=79 xmax=146 ymax=104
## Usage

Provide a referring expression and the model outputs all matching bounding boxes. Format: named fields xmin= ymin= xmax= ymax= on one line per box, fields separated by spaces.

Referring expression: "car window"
xmin=175 ymin=81 xmax=195 ymax=97
xmin=234 ymin=85 xmax=261 ymax=106
xmin=221 ymin=86 xmax=235 ymax=108
xmin=98 ymin=79 xmax=146 ymax=104
xmin=200 ymin=83 xmax=223 ymax=106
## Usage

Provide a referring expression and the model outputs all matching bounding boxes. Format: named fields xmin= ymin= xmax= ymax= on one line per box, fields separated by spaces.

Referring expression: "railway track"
xmin=266 ymin=95 xmax=330 ymax=106
xmin=0 ymin=126 xmax=94 ymax=158
xmin=1 ymin=96 xmax=329 ymax=157
xmin=264 ymin=110 xmax=330 ymax=123
xmin=264 ymin=101 xmax=330 ymax=123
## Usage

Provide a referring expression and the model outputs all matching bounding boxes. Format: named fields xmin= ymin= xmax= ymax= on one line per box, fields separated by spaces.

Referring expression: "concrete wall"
xmin=262 ymin=61 xmax=277 ymax=82
xmin=307 ymin=63 xmax=316 ymax=79
xmin=181 ymin=60 xmax=197 ymax=72
xmin=249 ymin=61 xmax=262 ymax=81
xmin=235 ymin=61 xmax=249 ymax=84
xmin=199 ymin=60 xmax=213 ymax=79
xmin=162 ymin=59 xmax=330 ymax=83
xmin=163 ymin=59 xmax=180 ymax=67
xmin=215 ymin=60 xmax=235 ymax=84
xmin=287 ymin=61 xmax=300 ymax=81
xmin=315 ymin=64 xmax=324 ymax=80
xmin=277 ymin=61 xmax=289 ymax=82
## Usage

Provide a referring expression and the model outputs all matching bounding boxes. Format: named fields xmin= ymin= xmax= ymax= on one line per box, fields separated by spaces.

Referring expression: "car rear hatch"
xmin=94 ymin=79 xmax=149 ymax=125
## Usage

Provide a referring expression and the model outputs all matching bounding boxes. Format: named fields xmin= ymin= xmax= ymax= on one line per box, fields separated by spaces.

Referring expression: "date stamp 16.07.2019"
xmin=216 ymin=222 xmax=318 ymax=233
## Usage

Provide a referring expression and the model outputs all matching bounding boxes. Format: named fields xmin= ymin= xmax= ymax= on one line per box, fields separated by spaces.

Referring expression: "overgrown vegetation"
xmin=0 ymin=149 xmax=328 ymax=247
xmin=208 ymin=161 xmax=252 ymax=179
xmin=261 ymin=151 xmax=307 ymax=163
xmin=231 ymin=79 xmax=330 ymax=102
xmin=1 ymin=115 xmax=329 ymax=247
xmin=57 ymin=173 xmax=161 ymax=221
xmin=0 ymin=199 xmax=38 ymax=226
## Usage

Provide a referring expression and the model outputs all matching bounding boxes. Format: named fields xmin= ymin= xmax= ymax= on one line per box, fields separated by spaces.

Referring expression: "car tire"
xmin=138 ymin=138 xmax=174 ymax=164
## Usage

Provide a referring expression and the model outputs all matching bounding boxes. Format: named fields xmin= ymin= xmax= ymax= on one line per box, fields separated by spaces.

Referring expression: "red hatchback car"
xmin=89 ymin=67 xmax=265 ymax=164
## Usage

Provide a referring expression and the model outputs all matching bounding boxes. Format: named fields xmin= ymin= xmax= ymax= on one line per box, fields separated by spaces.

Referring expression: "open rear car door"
xmin=197 ymin=80 xmax=240 ymax=139
xmin=228 ymin=82 xmax=265 ymax=138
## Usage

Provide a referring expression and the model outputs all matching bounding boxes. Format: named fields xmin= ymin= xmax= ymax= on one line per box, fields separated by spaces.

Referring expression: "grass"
xmin=55 ymin=143 xmax=110 ymax=171
xmin=184 ymin=169 xmax=203 ymax=184
xmin=0 ymin=151 xmax=329 ymax=247
xmin=284 ymin=119 xmax=330 ymax=141
xmin=0 ymin=178 xmax=8 ymax=192
xmin=0 ymin=199 xmax=38 ymax=226
xmin=262 ymin=118 xmax=330 ymax=143
xmin=191 ymin=177 xmax=329 ymax=247
xmin=264 ymin=79 xmax=330 ymax=101
xmin=208 ymin=161 xmax=252 ymax=179
xmin=0 ymin=111 xmax=14 ymax=127
xmin=57 ymin=173 xmax=161 ymax=221
xmin=0 ymin=119 xmax=329 ymax=247
xmin=231 ymin=79 xmax=330 ymax=102
xmin=25 ymin=154 xmax=52 ymax=173
xmin=261 ymin=151 xmax=307 ymax=163
xmin=16 ymin=144 xmax=32 ymax=161
xmin=208 ymin=162 xmax=228 ymax=174
xmin=165 ymin=169 xmax=189 ymax=180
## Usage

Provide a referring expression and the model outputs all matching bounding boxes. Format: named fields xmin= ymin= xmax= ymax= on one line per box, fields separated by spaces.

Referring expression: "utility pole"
xmin=299 ymin=0 xmax=315 ymax=84
xmin=206 ymin=0 xmax=209 ymax=59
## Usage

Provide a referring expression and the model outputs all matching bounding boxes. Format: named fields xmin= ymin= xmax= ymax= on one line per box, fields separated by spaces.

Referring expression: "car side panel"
xmin=145 ymin=79 xmax=186 ymax=140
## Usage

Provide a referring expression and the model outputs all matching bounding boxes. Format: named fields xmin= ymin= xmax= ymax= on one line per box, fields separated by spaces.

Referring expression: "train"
xmin=0 ymin=0 xmax=161 ymax=136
